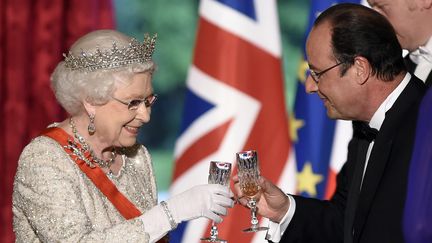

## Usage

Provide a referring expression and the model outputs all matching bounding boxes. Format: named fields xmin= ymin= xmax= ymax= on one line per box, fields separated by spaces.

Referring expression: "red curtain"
xmin=0 ymin=0 xmax=114 ymax=241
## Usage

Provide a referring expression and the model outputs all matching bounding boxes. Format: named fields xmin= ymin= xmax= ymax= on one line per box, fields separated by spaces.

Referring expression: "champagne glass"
xmin=201 ymin=161 xmax=232 ymax=243
xmin=236 ymin=150 xmax=269 ymax=233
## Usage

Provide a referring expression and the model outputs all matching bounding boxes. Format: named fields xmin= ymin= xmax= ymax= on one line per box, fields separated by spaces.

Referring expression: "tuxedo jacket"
xmin=279 ymin=76 xmax=426 ymax=243
xmin=405 ymin=55 xmax=432 ymax=88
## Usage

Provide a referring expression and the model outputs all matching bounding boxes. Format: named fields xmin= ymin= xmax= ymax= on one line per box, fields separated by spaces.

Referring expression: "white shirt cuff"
xmin=265 ymin=195 xmax=296 ymax=242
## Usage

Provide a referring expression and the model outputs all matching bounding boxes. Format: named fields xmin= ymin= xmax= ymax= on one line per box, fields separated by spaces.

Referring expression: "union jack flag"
xmin=170 ymin=0 xmax=293 ymax=242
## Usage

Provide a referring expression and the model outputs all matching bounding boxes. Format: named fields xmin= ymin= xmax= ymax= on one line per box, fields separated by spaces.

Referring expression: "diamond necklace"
xmin=69 ymin=117 xmax=116 ymax=169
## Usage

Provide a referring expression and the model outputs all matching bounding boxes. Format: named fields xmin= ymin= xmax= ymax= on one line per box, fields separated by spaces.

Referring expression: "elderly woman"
xmin=12 ymin=30 xmax=234 ymax=242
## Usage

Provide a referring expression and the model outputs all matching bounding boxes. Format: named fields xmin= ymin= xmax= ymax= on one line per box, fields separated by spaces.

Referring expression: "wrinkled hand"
xmin=166 ymin=184 xmax=234 ymax=224
xmin=233 ymin=175 xmax=289 ymax=223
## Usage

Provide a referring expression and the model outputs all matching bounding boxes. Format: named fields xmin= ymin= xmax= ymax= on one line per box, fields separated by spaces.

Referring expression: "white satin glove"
xmin=166 ymin=184 xmax=234 ymax=224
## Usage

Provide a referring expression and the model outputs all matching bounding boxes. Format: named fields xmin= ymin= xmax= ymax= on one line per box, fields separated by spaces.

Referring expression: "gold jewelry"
xmin=63 ymin=33 xmax=157 ymax=72
xmin=69 ymin=117 xmax=116 ymax=169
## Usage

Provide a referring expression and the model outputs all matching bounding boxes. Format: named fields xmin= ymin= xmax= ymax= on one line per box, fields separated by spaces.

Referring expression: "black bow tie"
xmin=353 ymin=121 xmax=379 ymax=142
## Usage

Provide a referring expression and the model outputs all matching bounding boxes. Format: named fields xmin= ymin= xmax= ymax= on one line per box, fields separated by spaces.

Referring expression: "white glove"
xmin=166 ymin=184 xmax=234 ymax=224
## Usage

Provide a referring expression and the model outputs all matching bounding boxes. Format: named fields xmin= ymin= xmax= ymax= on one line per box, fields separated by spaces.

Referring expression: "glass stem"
xmin=249 ymin=199 xmax=259 ymax=229
xmin=210 ymin=222 xmax=218 ymax=240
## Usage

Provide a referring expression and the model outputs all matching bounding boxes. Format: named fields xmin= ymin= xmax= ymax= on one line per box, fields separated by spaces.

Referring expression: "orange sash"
xmin=41 ymin=127 xmax=142 ymax=219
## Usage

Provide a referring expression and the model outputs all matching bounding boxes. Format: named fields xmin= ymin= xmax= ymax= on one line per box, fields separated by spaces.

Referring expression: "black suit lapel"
xmin=344 ymin=138 xmax=370 ymax=243
xmin=351 ymin=76 xmax=426 ymax=241
xmin=352 ymin=138 xmax=392 ymax=242
xmin=352 ymin=108 xmax=399 ymax=241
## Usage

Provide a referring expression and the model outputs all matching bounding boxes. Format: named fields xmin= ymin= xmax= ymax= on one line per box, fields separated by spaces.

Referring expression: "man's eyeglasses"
xmin=309 ymin=62 xmax=345 ymax=83
xmin=112 ymin=93 xmax=158 ymax=110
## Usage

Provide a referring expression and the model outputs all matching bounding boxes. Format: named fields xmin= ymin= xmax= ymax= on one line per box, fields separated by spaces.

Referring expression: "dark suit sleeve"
xmin=278 ymin=138 xmax=358 ymax=243
xmin=278 ymin=166 xmax=346 ymax=242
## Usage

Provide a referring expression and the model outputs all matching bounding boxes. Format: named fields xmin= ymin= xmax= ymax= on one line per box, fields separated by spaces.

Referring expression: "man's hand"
xmin=233 ymin=175 xmax=289 ymax=223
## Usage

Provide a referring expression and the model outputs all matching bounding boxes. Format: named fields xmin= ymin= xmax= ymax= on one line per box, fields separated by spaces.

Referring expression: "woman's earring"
xmin=88 ymin=114 xmax=96 ymax=135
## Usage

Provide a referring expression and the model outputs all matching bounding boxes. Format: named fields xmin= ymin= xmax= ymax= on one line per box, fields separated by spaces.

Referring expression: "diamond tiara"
xmin=63 ymin=33 xmax=157 ymax=72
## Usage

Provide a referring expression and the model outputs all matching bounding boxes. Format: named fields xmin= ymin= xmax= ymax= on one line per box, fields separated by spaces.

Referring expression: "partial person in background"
xmin=234 ymin=4 xmax=426 ymax=243
xmin=368 ymin=0 xmax=432 ymax=86
xmin=12 ymin=29 xmax=234 ymax=242
xmin=403 ymin=88 xmax=432 ymax=243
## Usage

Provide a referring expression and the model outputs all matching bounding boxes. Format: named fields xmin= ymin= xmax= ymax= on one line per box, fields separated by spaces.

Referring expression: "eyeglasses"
xmin=111 ymin=93 xmax=158 ymax=110
xmin=309 ymin=62 xmax=345 ymax=83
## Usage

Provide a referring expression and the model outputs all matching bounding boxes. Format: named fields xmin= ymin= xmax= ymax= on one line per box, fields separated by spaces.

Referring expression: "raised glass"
xmin=236 ymin=150 xmax=269 ymax=232
xmin=201 ymin=161 xmax=232 ymax=243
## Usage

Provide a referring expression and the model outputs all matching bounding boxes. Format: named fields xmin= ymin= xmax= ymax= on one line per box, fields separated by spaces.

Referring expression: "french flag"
xmin=170 ymin=0 xmax=294 ymax=242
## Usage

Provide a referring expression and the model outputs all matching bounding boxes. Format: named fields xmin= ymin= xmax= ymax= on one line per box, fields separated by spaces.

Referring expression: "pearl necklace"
xmin=69 ymin=117 xmax=116 ymax=169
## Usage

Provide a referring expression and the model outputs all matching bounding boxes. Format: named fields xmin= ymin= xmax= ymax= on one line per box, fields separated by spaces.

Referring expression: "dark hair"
xmin=315 ymin=3 xmax=406 ymax=81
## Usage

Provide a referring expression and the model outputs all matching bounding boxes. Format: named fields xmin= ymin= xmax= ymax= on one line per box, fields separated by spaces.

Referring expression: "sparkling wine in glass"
xmin=236 ymin=150 xmax=269 ymax=233
xmin=201 ymin=161 xmax=232 ymax=243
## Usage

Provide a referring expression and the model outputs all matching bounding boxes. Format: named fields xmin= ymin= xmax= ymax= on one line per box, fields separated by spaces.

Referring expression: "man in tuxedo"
xmin=234 ymin=4 xmax=426 ymax=243
xmin=368 ymin=0 xmax=432 ymax=86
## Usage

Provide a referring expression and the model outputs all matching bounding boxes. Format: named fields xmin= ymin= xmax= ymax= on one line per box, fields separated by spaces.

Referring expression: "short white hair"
xmin=51 ymin=29 xmax=156 ymax=115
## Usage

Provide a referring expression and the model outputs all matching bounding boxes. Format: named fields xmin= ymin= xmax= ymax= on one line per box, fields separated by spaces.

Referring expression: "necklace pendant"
xmin=69 ymin=117 xmax=116 ymax=169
